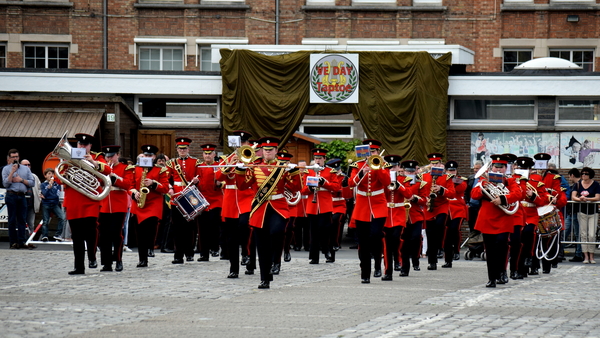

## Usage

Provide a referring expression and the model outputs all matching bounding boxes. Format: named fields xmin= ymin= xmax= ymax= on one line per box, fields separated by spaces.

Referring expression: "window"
xmin=549 ymin=49 xmax=593 ymax=71
xmin=199 ymin=46 xmax=219 ymax=71
xmin=503 ymin=49 xmax=532 ymax=72
xmin=0 ymin=44 xmax=5 ymax=68
xmin=453 ymin=99 xmax=536 ymax=120
xmin=139 ymin=46 xmax=184 ymax=71
xmin=24 ymin=44 xmax=68 ymax=69
xmin=138 ymin=97 xmax=219 ymax=119
xmin=557 ymin=100 xmax=600 ymax=121
xmin=299 ymin=121 xmax=354 ymax=138
xmin=413 ymin=0 xmax=443 ymax=4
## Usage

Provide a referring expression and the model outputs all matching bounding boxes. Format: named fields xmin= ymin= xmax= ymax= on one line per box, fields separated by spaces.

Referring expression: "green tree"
xmin=318 ymin=139 xmax=362 ymax=172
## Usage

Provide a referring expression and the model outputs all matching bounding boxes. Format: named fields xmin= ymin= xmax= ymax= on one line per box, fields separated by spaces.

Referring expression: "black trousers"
xmin=254 ymin=205 xmax=287 ymax=282
xmin=426 ymin=213 xmax=448 ymax=265
xmin=156 ymin=204 xmax=173 ymax=250
xmin=332 ymin=212 xmax=345 ymax=248
xmin=224 ymin=212 xmax=250 ymax=274
xmin=197 ymin=208 xmax=222 ymax=257
xmin=98 ymin=212 xmax=126 ymax=266
xmin=293 ymin=216 xmax=310 ymax=250
xmin=383 ymin=226 xmax=402 ymax=275
xmin=509 ymin=225 xmax=523 ymax=273
xmin=172 ymin=208 xmax=197 ymax=260
xmin=308 ymin=212 xmax=332 ymax=263
xmin=356 ymin=217 xmax=386 ymax=280
xmin=400 ymin=221 xmax=423 ymax=273
xmin=135 ymin=216 xmax=159 ymax=263
xmin=70 ymin=217 xmax=98 ymax=271
xmin=444 ymin=217 xmax=463 ymax=263
xmin=482 ymin=232 xmax=509 ymax=282
xmin=468 ymin=206 xmax=481 ymax=232
xmin=519 ymin=223 xmax=536 ymax=274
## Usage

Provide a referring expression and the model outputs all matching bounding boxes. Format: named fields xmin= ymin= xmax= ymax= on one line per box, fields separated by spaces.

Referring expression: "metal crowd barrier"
xmin=561 ymin=200 xmax=600 ymax=247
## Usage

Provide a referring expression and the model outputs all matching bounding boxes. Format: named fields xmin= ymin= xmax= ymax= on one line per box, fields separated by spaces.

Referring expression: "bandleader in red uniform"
xmin=98 ymin=145 xmax=134 ymax=272
xmin=64 ymin=133 xmax=112 ymax=275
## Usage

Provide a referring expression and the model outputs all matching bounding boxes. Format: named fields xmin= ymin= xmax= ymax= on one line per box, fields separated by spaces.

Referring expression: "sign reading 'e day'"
xmin=310 ymin=54 xmax=359 ymax=104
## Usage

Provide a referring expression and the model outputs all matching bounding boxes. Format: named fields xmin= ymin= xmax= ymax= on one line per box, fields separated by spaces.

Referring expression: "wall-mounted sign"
xmin=106 ymin=113 xmax=115 ymax=122
xmin=310 ymin=54 xmax=359 ymax=104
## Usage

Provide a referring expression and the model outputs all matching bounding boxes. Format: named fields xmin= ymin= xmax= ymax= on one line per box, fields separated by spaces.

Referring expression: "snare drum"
xmin=536 ymin=205 xmax=561 ymax=237
xmin=172 ymin=185 xmax=210 ymax=221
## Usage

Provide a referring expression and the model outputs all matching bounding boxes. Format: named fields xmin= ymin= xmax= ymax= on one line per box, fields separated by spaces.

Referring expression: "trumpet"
xmin=366 ymin=149 xmax=386 ymax=170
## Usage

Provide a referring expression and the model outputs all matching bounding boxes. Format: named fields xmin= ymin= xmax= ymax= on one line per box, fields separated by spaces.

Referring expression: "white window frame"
xmin=196 ymin=38 xmax=248 ymax=69
xmin=300 ymin=119 xmax=354 ymax=139
xmin=352 ymin=0 xmax=395 ymax=4
xmin=198 ymin=46 xmax=220 ymax=71
xmin=133 ymin=38 xmax=187 ymax=67
xmin=0 ymin=42 xmax=6 ymax=68
xmin=306 ymin=0 xmax=335 ymax=5
xmin=450 ymin=96 xmax=538 ymax=128
xmin=555 ymin=97 xmax=600 ymax=127
xmin=502 ymin=48 xmax=533 ymax=72
xmin=413 ymin=0 xmax=443 ymax=5
xmin=134 ymin=95 xmax=221 ymax=128
xmin=549 ymin=48 xmax=594 ymax=72
xmin=138 ymin=45 xmax=185 ymax=71
xmin=23 ymin=43 xmax=69 ymax=69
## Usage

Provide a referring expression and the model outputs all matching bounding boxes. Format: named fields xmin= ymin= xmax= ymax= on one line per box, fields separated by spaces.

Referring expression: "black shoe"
xmin=147 ymin=249 xmax=155 ymax=258
xmin=89 ymin=260 xmax=98 ymax=269
xmin=293 ymin=246 xmax=301 ymax=251
xmin=551 ymin=263 xmax=558 ymax=268
xmin=510 ymin=271 xmax=518 ymax=280
xmin=441 ymin=262 xmax=452 ymax=268
xmin=333 ymin=246 xmax=341 ymax=251
xmin=100 ymin=265 xmax=113 ymax=272
xmin=227 ymin=272 xmax=239 ymax=279
xmin=453 ymin=253 xmax=460 ymax=261
xmin=515 ymin=272 xmax=523 ymax=279
xmin=186 ymin=256 xmax=194 ymax=262
xmin=361 ymin=278 xmax=370 ymax=284
xmin=569 ymin=256 xmax=584 ymax=262
xmin=197 ymin=256 xmax=209 ymax=262
xmin=258 ymin=281 xmax=270 ymax=289
xmin=115 ymin=261 xmax=123 ymax=272
xmin=427 ymin=264 xmax=437 ymax=270
xmin=437 ymin=249 xmax=444 ymax=258
xmin=309 ymin=259 xmax=319 ymax=264
xmin=245 ymin=269 xmax=254 ymax=275
xmin=271 ymin=263 xmax=280 ymax=275
xmin=326 ymin=252 xmax=335 ymax=263
xmin=413 ymin=266 xmax=420 ymax=271
xmin=486 ymin=280 xmax=496 ymax=288
xmin=524 ymin=258 xmax=532 ymax=267
xmin=161 ymin=248 xmax=174 ymax=253
xmin=136 ymin=261 xmax=148 ymax=268
xmin=241 ymin=256 xmax=250 ymax=265
xmin=543 ymin=269 xmax=550 ymax=274
xmin=381 ymin=274 xmax=393 ymax=281
xmin=172 ymin=258 xmax=184 ymax=264
xmin=499 ymin=271 xmax=509 ymax=284
xmin=399 ymin=270 xmax=409 ymax=277
xmin=68 ymin=269 xmax=84 ymax=275
xmin=394 ymin=262 xmax=401 ymax=271
xmin=210 ymin=250 xmax=219 ymax=257
xmin=373 ymin=269 xmax=382 ymax=278
xmin=529 ymin=268 xmax=539 ymax=275
xmin=284 ymin=252 xmax=291 ymax=262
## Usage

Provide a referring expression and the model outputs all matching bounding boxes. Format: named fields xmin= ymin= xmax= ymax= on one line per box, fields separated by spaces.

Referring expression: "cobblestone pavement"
xmin=1 ymin=242 xmax=599 ymax=337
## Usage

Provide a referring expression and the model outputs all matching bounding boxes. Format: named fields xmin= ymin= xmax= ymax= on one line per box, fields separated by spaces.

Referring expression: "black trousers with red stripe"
xmin=383 ymin=226 xmax=402 ymax=275
xmin=69 ymin=217 xmax=99 ymax=271
xmin=98 ymin=212 xmax=126 ymax=266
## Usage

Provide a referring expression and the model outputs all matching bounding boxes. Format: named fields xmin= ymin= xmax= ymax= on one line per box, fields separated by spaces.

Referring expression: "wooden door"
xmin=137 ymin=130 xmax=176 ymax=159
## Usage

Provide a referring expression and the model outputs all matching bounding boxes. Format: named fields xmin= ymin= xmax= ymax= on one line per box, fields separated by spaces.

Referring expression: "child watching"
xmin=40 ymin=168 xmax=66 ymax=241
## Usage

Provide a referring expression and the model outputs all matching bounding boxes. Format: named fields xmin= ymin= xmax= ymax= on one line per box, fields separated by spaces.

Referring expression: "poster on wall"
xmin=470 ymin=132 xmax=560 ymax=167
xmin=560 ymin=132 xmax=600 ymax=169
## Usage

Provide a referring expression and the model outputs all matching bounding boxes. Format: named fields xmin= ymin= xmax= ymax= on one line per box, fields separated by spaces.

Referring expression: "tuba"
xmin=284 ymin=188 xmax=301 ymax=205
xmin=52 ymin=131 xmax=111 ymax=201
xmin=474 ymin=161 xmax=519 ymax=215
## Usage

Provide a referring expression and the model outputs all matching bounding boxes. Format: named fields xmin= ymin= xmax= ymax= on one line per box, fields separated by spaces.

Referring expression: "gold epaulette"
xmin=537 ymin=181 xmax=545 ymax=188
xmin=459 ymin=176 xmax=468 ymax=181
xmin=165 ymin=159 xmax=175 ymax=168
xmin=91 ymin=151 xmax=104 ymax=157
xmin=445 ymin=173 xmax=454 ymax=180
xmin=560 ymin=187 xmax=567 ymax=192
xmin=330 ymin=168 xmax=338 ymax=173
xmin=126 ymin=164 xmax=136 ymax=171
xmin=403 ymin=176 xmax=413 ymax=183
xmin=159 ymin=166 xmax=169 ymax=174
xmin=384 ymin=163 xmax=393 ymax=169
xmin=554 ymin=174 xmax=562 ymax=180
xmin=196 ymin=159 xmax=203 ymax=166
xmin=420 ymin=180 xmax=428 ymax=189
xmin=349 ymin=162 xmax=359 ymax=169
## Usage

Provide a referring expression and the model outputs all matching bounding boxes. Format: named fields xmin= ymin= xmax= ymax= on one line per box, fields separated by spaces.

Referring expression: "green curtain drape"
xmin=220 ymin=49 xmax=451 ymax=164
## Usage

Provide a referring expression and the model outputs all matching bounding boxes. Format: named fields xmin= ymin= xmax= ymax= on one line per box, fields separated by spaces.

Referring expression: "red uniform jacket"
xmin=519 ymin=174 xmax=551 ymax=226
xmin=423 ymin=172 xmax=456 ymax=221
xmin=448 ymin=178 xmax=468 ymax=220
xmin=348 ymin=160 xmax=391 ymax=223
xmin=235 ymin=159 xmax=303 ymax=228
xmin=63 ymin=151 xmax=112 ymax=220
xmin=472 ymin=176 xmax=522 ymax=234
xmin=216 ymin=166 xmax=255 ymax=220
xmin=406 ymin=176 xmax=429 ymax=224
xmin=301 ymin=167 xmax=341 ymax=215
xmin=196 ymin=161 xmax=224 ymax=210
xmin=100 ymin=163 xmax=134 ymax=214
xmin=332 ymin=184 xmax=350 ymax=215
xmin=166 ymin=156 xmax=200 ymax=205
xmin=130 ymin=165 xmax=169 ymax=223
xmin=384 ymin=175 xmax=414 ymax=228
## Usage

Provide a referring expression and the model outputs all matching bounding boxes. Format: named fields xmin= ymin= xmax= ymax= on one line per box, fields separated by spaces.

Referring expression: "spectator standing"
xmin=39 ymin=168 xmax=66 ymax=241
xmin=571 ymin=167 xmax=600 ymax=264
xmin=2 ymin=149 xmax=36 ymax=249
xmin=21 ymin=159 xmax=41 ymax=234
xmin=465 ymin=160 xmax=483 ymax=233
xmin=566 ymin=168 xmax=584 ymax=262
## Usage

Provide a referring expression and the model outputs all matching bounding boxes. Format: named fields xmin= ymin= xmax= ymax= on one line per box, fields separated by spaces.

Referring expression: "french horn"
xmin=52 ymin=131 xmax=111 ymax=201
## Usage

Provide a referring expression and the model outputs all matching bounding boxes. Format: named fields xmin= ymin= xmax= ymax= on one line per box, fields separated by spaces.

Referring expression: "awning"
xmin=0 ymin=111 xmax=103 ymax=138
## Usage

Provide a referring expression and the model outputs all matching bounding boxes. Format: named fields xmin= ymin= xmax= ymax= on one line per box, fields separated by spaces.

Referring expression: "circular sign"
xmin=310 ymin=54 xmax=358 ymax=103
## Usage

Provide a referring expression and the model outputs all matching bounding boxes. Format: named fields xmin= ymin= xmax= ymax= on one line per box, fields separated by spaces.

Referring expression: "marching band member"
xmin=348 ymin=139 xmax=391 ymax=284
xmin=196 ymin=144 xmax=225 ymax=261
xmin=399 ymin=160 xmax=429 ymax=276
xmin=303 ymin=148 xmax=341 ymax=264
xmin=217 ymin=131 xmax=256 ymax=278
xmin=271 ymin=150 xmax=296 ymax=274
xmin=328 ymin=158 xmax=348 ymax=252
xmin=423 ymin=153 xmax=456 ymax=271
xmin=505 ymin=154 xmax=527 ymax=280
xmin=442 ymin=160 xmax=468 ymax=268
xmin=293 ymin=159 xmax=310 ymax=252
xmin=381 ymin=155 xmax=413 ymax=281
xmin=166 ymin=137 xmax=200 ymax=264
xmin=129 ymin=145 xmax=169 ymax=268
xmin=65 ymin=133 xmax=112 ymax=275
xmin=471 ymin=154 xmax=522 ymax=287
xmin=235 ymin=137 xmax=302 ymax=289
xmin=98 ymin=145 xmax=134 ymax=272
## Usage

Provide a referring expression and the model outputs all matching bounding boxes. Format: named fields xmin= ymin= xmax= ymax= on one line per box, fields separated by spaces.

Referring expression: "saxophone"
xmin=138 ymin=168 xmax=150 ymax=208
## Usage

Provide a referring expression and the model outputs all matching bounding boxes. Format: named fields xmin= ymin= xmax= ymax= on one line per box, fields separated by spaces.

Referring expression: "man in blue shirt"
xmin=2 ymin=149 xmax=36 ymax=249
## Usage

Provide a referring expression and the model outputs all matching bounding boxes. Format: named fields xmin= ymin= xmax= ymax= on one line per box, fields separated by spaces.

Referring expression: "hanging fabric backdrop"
xmin=220 ymin=49 xmax=451 ymax=164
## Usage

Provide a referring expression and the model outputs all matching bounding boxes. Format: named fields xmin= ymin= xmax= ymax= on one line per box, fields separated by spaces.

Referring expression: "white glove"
xmin=285 ymin=163 xmax=297 ymax=171
xmin=236 ymin=162 xmax=246 ymax=169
